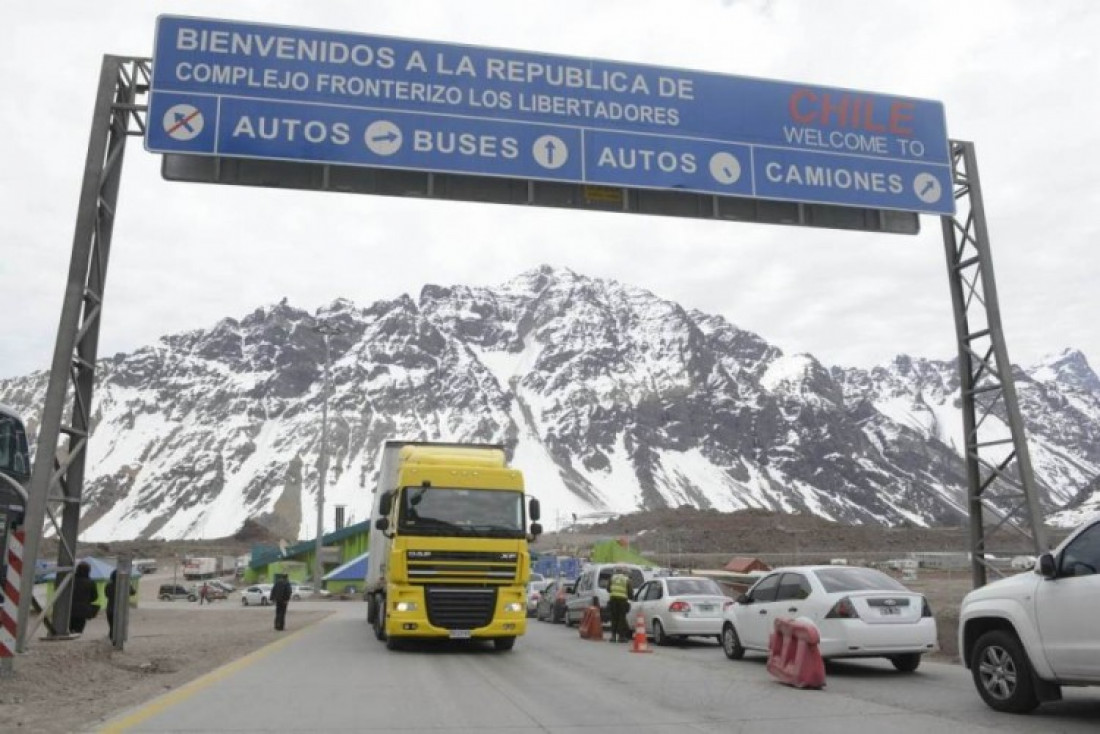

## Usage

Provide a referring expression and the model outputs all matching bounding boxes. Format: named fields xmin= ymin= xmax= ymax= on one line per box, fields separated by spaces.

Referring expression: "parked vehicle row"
xmin=534 ymin=512 xmax=1100 ymax=715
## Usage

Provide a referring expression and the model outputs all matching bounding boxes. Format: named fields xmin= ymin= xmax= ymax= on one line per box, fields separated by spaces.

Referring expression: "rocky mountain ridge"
xmin=2 ymin=266 xmax=1097 ymax=540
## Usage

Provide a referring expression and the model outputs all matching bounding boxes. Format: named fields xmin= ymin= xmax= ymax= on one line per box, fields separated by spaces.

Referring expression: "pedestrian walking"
xmin=271 ymin=574 xmax=292 ymax=631
xmin=69 ymin=561 xmax=100 ymax=636
xmin=199 ymin=582 xmax=209 ymax=605
xmin=608 ymin=566 xmax=634 ymax=643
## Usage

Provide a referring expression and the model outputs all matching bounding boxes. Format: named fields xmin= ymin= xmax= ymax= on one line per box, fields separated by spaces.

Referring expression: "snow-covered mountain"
xmin=2 ymin=266 xmax=1097 ymax=540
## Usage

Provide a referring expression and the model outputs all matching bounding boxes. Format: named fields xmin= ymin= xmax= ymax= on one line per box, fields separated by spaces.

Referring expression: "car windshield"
xmin=813 ymin=567 xmax=907 ymax=593
xmin=398 ymin=486 xmax=525 ymax=538
xmin=597 ymin=568 xmax=645 ymax=588
xmin=667 ymin=578 xmax=722 ymax=596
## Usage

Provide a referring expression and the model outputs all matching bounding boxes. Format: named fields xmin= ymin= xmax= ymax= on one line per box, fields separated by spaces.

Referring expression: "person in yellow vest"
xmin=608 ymin=567 xmax=633 ymax=643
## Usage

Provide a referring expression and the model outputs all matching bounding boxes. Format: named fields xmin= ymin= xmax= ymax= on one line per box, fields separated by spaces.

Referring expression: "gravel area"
xmin=0 ymin=605 xmax=331 ymax=732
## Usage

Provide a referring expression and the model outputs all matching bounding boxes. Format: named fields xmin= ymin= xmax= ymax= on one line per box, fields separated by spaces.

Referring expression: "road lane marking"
xmin=98 ymin=616 xmax=328 ymax=733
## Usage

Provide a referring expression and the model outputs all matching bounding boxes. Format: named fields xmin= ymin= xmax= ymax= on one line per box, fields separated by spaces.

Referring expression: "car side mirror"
xmin=736 ymin=593 xmax=752 ymax=605
xmin=1038 ymin=552 xmax=1057 ymax=579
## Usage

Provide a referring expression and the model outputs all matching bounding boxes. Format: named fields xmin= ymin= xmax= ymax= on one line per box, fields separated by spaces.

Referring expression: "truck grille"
xmin=426 ymin=587 xmax=497 ymax=630
xmin=406 ymin=550 xmax=518 ymax=584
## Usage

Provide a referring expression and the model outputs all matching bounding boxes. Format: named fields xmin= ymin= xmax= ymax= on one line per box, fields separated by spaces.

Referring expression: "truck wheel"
xmin=890 ymin=653 xmax=922 ymax=672
xmin=494 ymin=637 xmax=516 ymax=652
xmin=971 ymin=630 xmax=1040 ymax=713
xmin=373 ymin=595 xmax=388 ymax=641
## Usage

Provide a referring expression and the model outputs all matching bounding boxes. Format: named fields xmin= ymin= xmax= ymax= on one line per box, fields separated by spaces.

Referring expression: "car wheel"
xmin=971 ymin=630 xmax=1040 ymax=713
xmin=187 ymin=595 xmax=197 ymax=602
xmin=722 ymin=623 xmax=745 ymax=660
xmin=292 ymin=594 xmax=301 ymax=601
xmin=241 ymin=597 xmax=249 ymax=606
xmin=890 ymin=653 xmax=922 ymax=673
xmin=159 ymin=595 xmax=171 ymax=601
xmin=261 ymin=597 xmax=269 ymax=607
xmin=652 ymin=619 xmax=668 ymax=646
xmin=564 ymin=609 xmax=575 ymax=627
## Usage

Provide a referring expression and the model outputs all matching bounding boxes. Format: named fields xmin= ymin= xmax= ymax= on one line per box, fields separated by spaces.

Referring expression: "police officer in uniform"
xmin=608 ymin=567 xmax=633 ymax=643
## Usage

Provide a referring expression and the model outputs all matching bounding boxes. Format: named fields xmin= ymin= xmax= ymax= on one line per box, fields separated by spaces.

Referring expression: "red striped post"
xmin=1 ymin=528 xmax=24 ymax=676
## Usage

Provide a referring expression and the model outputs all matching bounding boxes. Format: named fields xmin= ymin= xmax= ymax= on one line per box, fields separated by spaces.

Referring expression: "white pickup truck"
xmin=958 ymin=513 xmax=1100 ymax=713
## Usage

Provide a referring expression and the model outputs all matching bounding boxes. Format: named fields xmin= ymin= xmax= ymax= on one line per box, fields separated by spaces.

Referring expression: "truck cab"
xmin=365 ymin=442 xmax=541 ymax=651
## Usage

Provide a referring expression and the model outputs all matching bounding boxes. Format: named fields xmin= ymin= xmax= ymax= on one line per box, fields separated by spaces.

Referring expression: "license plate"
xmin=880 ymin=607 xmax=901 ymax=616
xmin=698 ymin=604 xmax=715 ymax=612
xmin=449 ymin=630 xmax=472 ymax=639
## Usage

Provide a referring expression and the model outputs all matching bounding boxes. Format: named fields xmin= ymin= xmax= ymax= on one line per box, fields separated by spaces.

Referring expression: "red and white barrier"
xmin=766 ymin=616 xmax=826 ymax=689
xmin=1 ymin=528 xmax=24 ymax=671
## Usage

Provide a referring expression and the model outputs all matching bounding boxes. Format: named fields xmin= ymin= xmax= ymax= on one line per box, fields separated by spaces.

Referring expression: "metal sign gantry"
xmin=15 ymin=57 xmax=150 ymax=651
xmin=16 ymin=54 xmax=1046 ymax=650
xmin=941 ymin=140 xmax=1047 ymax=586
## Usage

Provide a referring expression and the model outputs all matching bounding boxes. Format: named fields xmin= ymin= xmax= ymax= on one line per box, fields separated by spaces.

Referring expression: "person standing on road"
xmin=69 ymin=561 xmax=100 ymax=636
xmin=271 ymin=574 xmax=292 ymax=631
xmin=608 ymin=567 xmax=633 ymax=643
xmin=199 ymin=582 xmax=209 ymax=605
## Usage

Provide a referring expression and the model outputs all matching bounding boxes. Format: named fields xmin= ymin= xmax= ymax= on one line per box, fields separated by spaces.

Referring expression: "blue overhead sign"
xmin=147 ymin=16 xmax=953 ymax=215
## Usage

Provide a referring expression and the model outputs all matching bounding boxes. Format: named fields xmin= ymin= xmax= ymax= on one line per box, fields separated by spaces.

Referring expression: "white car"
xmin=721 ymin=565 xmax=937 ymax=672
xmin=291 ymin=584 xmax=331 ymax=600
xmin=240 ymin=584 xmax=272 ymax=606
xmin=632 ymin=576 xmax=728 ymax=645
xmin=959 ymin=514 xmax=1100 ymax=713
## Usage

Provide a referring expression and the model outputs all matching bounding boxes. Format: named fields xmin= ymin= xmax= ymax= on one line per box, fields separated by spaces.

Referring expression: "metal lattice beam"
xmin=16 ymin=56 xmax=149 ymax=651
xmin=941 ymin=140 xmax=1047 ymax=588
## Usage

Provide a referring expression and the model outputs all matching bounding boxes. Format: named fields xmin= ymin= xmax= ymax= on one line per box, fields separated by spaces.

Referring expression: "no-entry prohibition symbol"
xmin=162 ymin=103 xmax=204 ymax=141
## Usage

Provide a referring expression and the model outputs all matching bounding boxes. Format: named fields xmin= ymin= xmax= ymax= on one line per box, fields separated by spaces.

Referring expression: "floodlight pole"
xmin=312 ymin=323 xmax=341 ymax=595
xmin=941 ymin=140 xmax=1047 ymax=588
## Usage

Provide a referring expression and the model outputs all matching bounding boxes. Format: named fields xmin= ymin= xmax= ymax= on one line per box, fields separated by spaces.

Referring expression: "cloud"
xmin=1 ymin=0 xmax=1097 ymax=381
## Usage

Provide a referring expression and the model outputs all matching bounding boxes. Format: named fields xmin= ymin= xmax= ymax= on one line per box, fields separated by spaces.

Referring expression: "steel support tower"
xmin=941 ymin=140 xmax=1048 ymax=587
xmin=15 ymin=56 xmax=150 ymax=651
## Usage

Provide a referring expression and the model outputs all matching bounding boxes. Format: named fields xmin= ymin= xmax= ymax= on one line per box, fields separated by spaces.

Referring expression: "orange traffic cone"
xmin=630 ymin=612 xmax=652 ymax=653
xmin=580 ymin=603 xmax=604 ymax=641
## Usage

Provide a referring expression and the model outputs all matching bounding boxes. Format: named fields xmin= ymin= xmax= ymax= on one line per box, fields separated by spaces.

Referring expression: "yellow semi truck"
xmin=365 ymin=441 xmax=541 ymax=651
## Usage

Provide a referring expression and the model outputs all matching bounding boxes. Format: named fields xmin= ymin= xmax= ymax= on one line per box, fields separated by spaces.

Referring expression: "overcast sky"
xmin=2 ymin=0 xmax=1097 ymax=380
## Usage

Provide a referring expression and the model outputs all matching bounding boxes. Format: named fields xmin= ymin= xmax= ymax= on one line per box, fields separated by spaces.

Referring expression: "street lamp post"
xmin=312 ymin=323 xmax=341 ymax=597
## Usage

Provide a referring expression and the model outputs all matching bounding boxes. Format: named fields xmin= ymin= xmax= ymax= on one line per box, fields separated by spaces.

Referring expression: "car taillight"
xmin=921 ymin=597 xmax=933 ymax=618
xmin=723 ymin=600 xmax=734 ymax=611
xmin=668 ymin=601 xmax=691 ymax=613
xmin=825 ymin=597 xmax=858 ymax=619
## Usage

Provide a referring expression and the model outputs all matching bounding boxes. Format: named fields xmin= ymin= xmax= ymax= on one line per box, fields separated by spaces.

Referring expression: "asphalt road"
xmin=100 ymin=604 xmax=1100 ymax=733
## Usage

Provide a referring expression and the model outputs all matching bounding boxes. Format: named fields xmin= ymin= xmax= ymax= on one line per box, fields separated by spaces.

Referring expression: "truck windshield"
xmin=399 ymin=487 xmax=525 ymax=538
xmin=0 ymin=411 xmax=31 ymax=481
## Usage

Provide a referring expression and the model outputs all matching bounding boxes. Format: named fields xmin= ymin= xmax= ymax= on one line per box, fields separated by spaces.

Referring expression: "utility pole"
xmin=312 ymin=323 xmax=341 ymax=596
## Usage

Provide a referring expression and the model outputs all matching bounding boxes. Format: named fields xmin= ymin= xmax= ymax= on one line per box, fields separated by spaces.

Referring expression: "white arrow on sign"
xmin=364 ymin=121 xmax=402 ymax=156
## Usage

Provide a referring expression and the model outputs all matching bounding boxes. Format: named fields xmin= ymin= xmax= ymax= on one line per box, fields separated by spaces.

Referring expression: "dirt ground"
xmin=0 ymin=606 xmax=331 ymax=733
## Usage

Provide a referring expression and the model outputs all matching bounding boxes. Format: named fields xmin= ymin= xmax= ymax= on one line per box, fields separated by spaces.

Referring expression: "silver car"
xmin=632 ymin=577 xmax=728 ymax=645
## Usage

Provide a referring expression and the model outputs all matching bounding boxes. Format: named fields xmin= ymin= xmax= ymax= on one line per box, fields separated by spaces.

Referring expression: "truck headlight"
xmin=395 ymin=601 xmax=419 ymax=612
xmin=504 ymin=602 xmax=524 ymax=613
